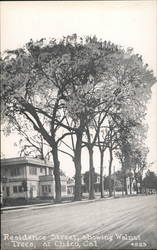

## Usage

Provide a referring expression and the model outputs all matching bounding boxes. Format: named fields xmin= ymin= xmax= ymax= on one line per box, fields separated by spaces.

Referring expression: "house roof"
xmin=81 ymin=171 xmax=100 ymax=177
xmin=1 ymin=157 xmax=53 ymax=168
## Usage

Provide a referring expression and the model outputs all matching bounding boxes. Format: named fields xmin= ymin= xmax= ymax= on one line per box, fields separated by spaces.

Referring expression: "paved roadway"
xmin=1 ymin=195 xmax=157 ymax=249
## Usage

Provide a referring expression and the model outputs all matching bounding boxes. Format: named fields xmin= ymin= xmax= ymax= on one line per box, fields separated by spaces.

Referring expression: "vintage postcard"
xmin=1 ymin=1 xmax=157 ymax=250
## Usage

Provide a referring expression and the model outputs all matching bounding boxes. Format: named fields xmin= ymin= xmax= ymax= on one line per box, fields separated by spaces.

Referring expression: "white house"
xmin=1 ymin=157 xmax=67 ymax=200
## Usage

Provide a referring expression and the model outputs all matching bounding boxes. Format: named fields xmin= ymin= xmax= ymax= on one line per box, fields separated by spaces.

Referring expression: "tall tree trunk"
xmin=122 ymin=160 xmax=128 ymax=195
xmin=122 ymin=186 xmax=124 ymax=196
xmin=88 ymin=147 xmax=95 ymax=200
xmin=52 ymin=145 xmax=61 ymax=203
xmin=108 ymin=148 xmax=113 ymax=197
xmin=136 ymin=179 xmax=138 ymax=194
xmin=134 ymin=172 xmax=138 ymax=194
xmin=74 ymin=158 xmax=82 ymax=201
xmin=123 ymin=174 xmax=128 ymax=195
xmin=139 ymin=175 xmax=142 ymax=194
xmin=100 ymin=150 xmax=104 ymax=198
xmin=74 ymin=132 xmax=83 ymax=201
xmin=129 ymin=177 xmax=132 ymax=195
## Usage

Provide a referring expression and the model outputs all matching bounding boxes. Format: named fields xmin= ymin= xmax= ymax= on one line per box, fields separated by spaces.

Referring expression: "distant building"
xmin=67 ymin=177 xmax=75 ymax=195
xmin=81 ymin=172 xmax=101 ymax=193
xmin=1 ymin=157 xmax=67 ymax=200
xmin=67 ymin=172 xmax=102 ymax=195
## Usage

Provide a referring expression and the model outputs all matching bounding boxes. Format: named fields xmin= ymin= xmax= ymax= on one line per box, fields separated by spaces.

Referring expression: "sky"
xmin=1 ymin=1 xmax=157 ymax=177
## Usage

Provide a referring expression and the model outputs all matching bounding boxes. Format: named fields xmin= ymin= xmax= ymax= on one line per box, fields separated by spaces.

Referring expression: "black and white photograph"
xmin=1 ymin=1 xmax=157 ymax=249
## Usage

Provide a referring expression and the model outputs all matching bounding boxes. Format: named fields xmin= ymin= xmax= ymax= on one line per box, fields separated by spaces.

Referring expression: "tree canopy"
xmin=1 ymin=34 xmax=156 ymax=201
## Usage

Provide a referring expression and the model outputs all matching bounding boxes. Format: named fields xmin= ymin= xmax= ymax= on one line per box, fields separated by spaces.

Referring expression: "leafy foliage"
xmin=143 ymin=170 xmax=157 ymax=190
xmin=1 ymin=34 xmax=156 ymax=200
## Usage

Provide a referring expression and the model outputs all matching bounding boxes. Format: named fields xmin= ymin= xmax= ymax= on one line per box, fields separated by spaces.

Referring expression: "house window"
xmin=13 ymin=186 xmax=23 ymax=193
xmin=48 ymin=185 xmax=51 ymax=192
xmin=49 ymin=168 xmax=52 ymax=175
xmin=42 ymin=185 xmax=51 ymax=193
xmin=13 ymin=186 xmax=18 ymax=193
xmin=40 ymin=167 xmax=43 ymax=173
xmin=29 ymin=167 xmax=37 ymax=175
xmin=18 ymin=186 xmax=23 ymax=192
xmin=11 ymin=167 xmax=21 ymax=176
xmin=61 ymin=185 xmax=66 ymax=192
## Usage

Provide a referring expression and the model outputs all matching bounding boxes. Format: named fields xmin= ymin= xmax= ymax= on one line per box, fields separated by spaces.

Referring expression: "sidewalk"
xmin=1 ymin=202 xmax=53 ymax=211
xmin=1 ymin=196 xmax=113 ymax=213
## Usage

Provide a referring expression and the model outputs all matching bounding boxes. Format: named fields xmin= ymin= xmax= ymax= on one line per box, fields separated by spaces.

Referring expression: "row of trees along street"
xmin=83 ymin=169 xmax=157 ymax=195
xmin=1 ymin=34 xmax=156 ymax=203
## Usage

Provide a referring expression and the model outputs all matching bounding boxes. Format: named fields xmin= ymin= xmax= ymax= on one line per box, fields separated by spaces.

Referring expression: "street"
xmin=1 ymin=195 xmax=157 ymax=249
